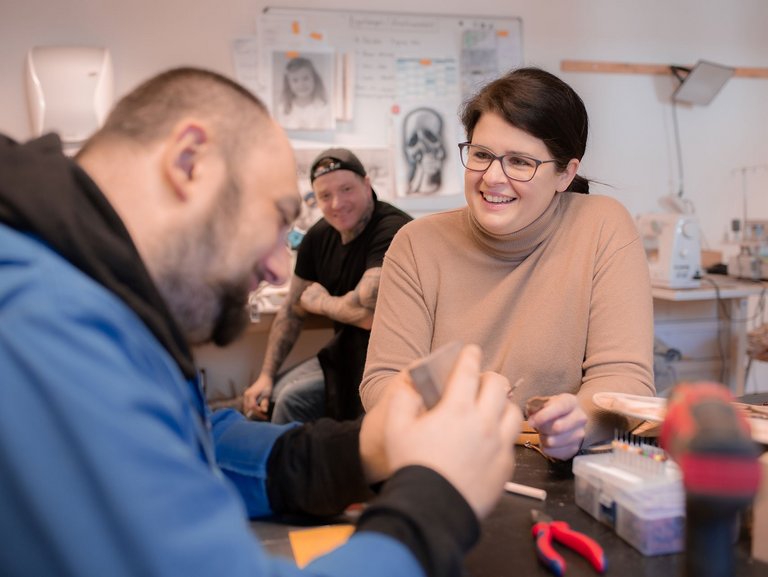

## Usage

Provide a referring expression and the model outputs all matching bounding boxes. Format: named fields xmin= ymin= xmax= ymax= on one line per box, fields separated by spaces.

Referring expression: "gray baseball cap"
xmin=309 ymin=148 xmax=366 ymax=183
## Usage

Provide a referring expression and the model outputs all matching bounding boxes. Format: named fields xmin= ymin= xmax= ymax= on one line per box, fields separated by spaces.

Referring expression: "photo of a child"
xmin=273 ymin=53 xmax=335 ymax=131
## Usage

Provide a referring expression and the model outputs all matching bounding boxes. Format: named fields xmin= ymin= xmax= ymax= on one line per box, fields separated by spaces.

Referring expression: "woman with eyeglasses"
xmin=360 ymin=67 xmax=654 ymax=461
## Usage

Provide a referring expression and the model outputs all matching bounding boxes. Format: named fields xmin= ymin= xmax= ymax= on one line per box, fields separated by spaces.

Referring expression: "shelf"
xmin=561 ymin=60 xmax=768 ymax=79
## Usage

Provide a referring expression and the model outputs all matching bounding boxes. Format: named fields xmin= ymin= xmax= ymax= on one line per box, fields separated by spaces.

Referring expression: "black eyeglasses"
xmin=458 ymin=142 xmax=557 ymax=182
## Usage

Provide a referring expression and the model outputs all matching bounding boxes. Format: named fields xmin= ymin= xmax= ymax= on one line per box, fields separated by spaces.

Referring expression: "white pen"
xmin=504 ymin=481 xmax=547 ymax=501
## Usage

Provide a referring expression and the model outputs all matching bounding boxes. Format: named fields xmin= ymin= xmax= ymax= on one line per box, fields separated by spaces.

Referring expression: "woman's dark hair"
xmin=460 ymin=67 xmax=590 ymax=194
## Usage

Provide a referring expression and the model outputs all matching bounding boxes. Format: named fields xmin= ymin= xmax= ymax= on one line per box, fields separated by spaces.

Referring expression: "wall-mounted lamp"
xmin=670 ymin=60 xmax=735 ymax=106
xmin=665 ymin=60 xmax=736 ymax=202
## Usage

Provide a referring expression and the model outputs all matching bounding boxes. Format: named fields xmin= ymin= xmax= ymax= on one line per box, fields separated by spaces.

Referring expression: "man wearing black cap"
xmin=243 ymin=148 xmax=412 ymax=422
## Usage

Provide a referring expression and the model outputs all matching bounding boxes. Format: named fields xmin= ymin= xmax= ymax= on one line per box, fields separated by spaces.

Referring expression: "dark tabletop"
xmin=253 ymin=437 xmax=768 ymax=576
xmin=740 ymin=392 xmax=768 ymax=406
xmin=464 ymin=444 xmax=767 ymax=577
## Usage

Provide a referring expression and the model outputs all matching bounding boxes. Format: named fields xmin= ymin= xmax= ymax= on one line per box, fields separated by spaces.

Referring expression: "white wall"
xmin=3 ymin=0 xmax=768 ymax=390
xmin=3 ymin=0 xmax=768 ymax=251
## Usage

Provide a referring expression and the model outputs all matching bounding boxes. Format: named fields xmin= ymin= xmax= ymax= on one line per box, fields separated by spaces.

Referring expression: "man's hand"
xmin=242 ymin=374 xmax=273 ymax=420
xmin=364 ymin=344 xmax=522 ymax=520
xmin=526 ymin=393 xmax=587 ymax=461
xmin=299 ymin=282 xmax=330 ymax=316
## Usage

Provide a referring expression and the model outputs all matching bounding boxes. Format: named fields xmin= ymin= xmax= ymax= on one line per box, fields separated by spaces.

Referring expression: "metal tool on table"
xmin=530 ymin=510 xmax=606 ymax=576
xmin=660 ymin=381 xmax=763 ymax=577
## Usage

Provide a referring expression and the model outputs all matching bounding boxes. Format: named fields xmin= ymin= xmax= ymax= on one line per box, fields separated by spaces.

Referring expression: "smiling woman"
xmin=361 ymin=67 xmax=656 ymax=461
xmin=458 ymin=142 xmax=558 ymax=183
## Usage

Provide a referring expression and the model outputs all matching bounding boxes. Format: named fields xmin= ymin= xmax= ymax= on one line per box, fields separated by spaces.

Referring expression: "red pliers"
xmin=531 ymin=510 xmax=606 ymax=576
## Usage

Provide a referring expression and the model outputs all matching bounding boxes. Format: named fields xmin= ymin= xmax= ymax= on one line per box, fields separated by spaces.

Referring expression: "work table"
xmin=251 ymin=441 xmax=767 ymax=576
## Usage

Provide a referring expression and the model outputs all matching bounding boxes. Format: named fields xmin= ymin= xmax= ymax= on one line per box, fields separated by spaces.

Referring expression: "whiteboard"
xmin=233 ymin=7 xmax=523 ymax=214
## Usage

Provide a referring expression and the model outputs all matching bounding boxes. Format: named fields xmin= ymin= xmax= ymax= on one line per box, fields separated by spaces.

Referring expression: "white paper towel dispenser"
xmin=25 ymin=46 xmax=113 ymax=146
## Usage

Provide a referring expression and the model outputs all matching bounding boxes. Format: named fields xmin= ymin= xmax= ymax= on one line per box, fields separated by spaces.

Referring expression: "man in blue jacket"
xmin=0 ymin=67 xmax=522 ymax=577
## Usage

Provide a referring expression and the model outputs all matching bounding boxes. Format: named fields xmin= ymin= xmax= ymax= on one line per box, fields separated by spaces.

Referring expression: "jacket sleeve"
xmin=214 ymin=411 xmax=479 ymax=577
xmin=210 ymin=408 xmax=298 ymax=518
xmin=211 ymin=411 xmax=377 ymax=519
xmin=0 ymin=256 xmax=428 ymax=577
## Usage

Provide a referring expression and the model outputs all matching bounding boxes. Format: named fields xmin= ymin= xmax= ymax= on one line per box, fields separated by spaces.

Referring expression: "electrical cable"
xmin=668 ymin=65 xmax=691 ymax=200
xmin=671 ymin=100 xmax=685 ymax=199
xmin=700 ymin=275 xmax=767 ymax=387
xmin=701 ymin=275 xmax=766 ymax=324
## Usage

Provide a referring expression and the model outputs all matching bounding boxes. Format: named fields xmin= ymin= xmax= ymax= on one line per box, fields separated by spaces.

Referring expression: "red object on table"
xmin=531 ymin=510 xmax=606 ymax=576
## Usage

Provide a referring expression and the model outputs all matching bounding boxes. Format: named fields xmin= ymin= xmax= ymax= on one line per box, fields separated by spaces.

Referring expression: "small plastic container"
xmin=573 ymin=452 xmax=685 ymax=556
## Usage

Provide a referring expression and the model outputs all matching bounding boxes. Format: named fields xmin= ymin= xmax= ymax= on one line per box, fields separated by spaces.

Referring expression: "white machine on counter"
xmin=636 ymin=213 xmax=702 ymax=289
xmin=727 ymin=219 xmax=768 ymax=280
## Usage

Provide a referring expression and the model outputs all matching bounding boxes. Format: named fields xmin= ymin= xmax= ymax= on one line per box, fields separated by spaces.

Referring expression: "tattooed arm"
xmin=300 ymin=267 xmax=381 ymax=330
xmin=242 ymin=275 xmax=312 ymax=418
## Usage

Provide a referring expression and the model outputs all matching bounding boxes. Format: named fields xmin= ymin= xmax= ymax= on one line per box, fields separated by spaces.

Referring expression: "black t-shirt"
xmin=294 ymin=196 xmax=412 ymax=419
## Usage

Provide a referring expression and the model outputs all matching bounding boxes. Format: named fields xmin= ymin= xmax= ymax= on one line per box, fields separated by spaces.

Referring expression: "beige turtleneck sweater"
xmin=360 ymin=192 xmax=655 ymax=447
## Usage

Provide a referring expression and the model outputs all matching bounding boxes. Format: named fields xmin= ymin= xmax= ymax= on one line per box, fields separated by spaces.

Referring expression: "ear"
xmin=557 ymin=158 xmax=580 ymax=193
xmin=163 ymin=122 xmax=208 ymax=200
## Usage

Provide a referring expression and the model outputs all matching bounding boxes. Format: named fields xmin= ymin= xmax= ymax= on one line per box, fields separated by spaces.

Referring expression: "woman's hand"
xmin=526 ymin=393 xmax=587 ymax=461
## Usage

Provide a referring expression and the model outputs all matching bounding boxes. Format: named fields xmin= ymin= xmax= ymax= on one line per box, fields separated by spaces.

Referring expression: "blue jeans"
xmin=270 ymin=356 xmax=325 ymax=424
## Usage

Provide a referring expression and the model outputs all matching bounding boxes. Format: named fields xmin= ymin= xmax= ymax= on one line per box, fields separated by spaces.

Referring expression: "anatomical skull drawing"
xmin=403 ymin=107 xmax=446 ymax=195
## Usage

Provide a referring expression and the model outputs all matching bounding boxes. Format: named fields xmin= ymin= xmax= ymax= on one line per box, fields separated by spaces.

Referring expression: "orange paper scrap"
xmin=288 ymin=524 xmax=355 ymax=568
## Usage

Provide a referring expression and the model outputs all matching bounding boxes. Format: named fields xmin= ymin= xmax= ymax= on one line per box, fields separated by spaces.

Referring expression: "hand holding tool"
xmin=525 ymin=395 xmax=550 ymax=419
xmin=530 ymin=510 xmax=606 ymax=576
xmin=407 ymin=341 xmax=463 ymax=409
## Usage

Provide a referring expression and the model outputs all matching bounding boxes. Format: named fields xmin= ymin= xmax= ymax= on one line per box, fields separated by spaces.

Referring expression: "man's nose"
xmin=260 ymin=244 xmax=292 ymax=286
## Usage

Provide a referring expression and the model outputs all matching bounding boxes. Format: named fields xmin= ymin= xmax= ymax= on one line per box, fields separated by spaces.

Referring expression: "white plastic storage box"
xmin=573 ymin=452 xmax=685 ymax=556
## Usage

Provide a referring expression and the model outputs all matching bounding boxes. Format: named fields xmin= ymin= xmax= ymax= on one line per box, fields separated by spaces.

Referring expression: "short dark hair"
xmin=80 ymin=67 xmax=270 ymax=165
xmin=460 ymin=67 xmax=590 ymax=193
